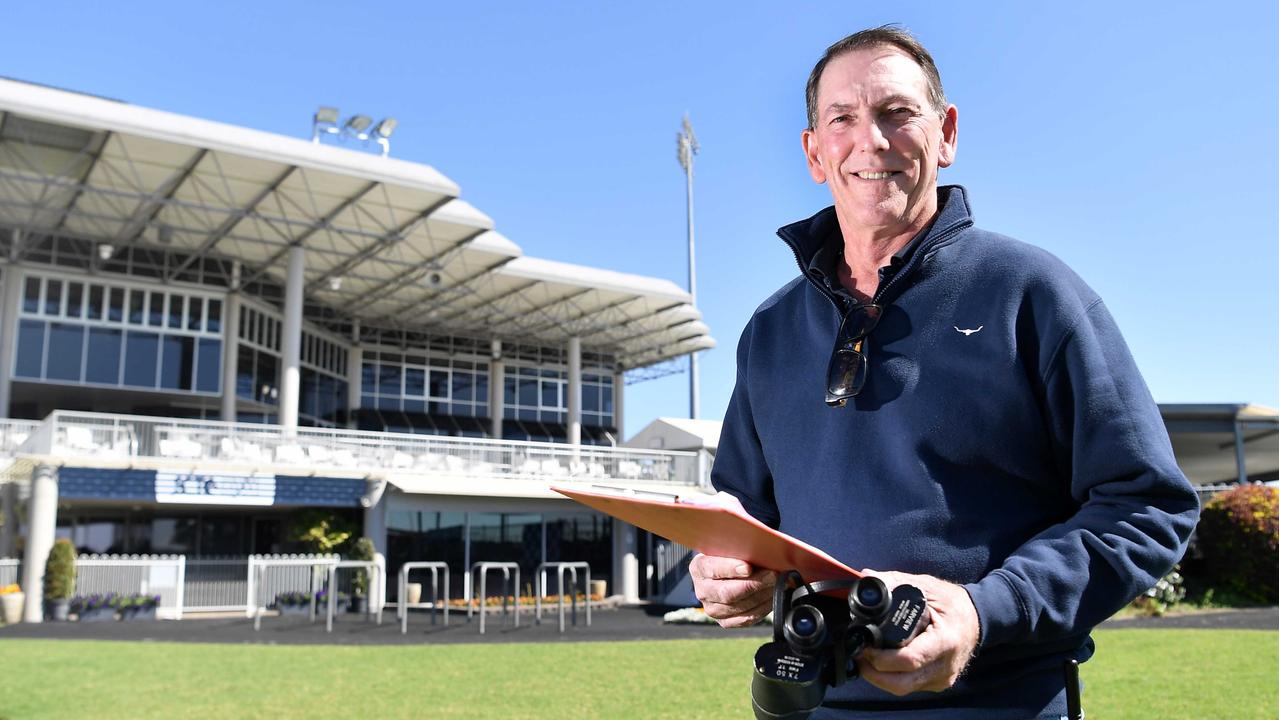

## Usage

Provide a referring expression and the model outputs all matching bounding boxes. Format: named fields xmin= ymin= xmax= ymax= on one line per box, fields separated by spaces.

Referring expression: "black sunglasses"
xmin=825 ymin=303 xmax=882 ymax=407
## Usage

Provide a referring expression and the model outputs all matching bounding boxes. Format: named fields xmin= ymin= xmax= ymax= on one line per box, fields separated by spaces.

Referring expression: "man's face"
xmin=802 ymin=46 xmax=958 ymax=237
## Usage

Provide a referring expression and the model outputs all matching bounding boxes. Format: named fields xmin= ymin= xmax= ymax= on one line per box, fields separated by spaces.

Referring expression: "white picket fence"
xmin=76 ymin=554 xmax=186 ymax=619
xmin=0 ymin=558 xmax=19 ymax=587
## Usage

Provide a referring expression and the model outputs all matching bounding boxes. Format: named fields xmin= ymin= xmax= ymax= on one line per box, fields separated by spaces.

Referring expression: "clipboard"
xmin=552 ymin=484 xmax=860 ymax=583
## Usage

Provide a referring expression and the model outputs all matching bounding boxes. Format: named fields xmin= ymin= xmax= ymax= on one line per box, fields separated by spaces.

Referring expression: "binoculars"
xmin=750 ymin=572 xmax=930 ymax=720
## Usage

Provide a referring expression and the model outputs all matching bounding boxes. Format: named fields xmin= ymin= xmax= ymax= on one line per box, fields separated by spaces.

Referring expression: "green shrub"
xmin=1194 ymin=484 xmax=1279 ymax=603
xmin=348 ymin=536 xmax=376 ymax=597
xmin=43 ymin=539 xmax=77 ymax=600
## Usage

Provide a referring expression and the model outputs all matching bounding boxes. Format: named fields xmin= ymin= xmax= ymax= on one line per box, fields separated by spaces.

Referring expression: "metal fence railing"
xmin=0 ymin=419 xmax=40 ymax=455
xmin=245 ymin=554 xmax=339 ymax=618
xmin=184 ymin=557 xmax=250 ymax=611
xmin=0 ymin=558 xmax=20 ymax=587
xmin=75 ymin=554 xmax=186 ymax=619
xmin=15 ymin=411 xmax=701 ymax=487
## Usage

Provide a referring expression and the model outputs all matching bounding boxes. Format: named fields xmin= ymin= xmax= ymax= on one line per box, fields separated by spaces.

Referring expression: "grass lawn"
xmin=1 ymin=629 xmax=1277 ymax=719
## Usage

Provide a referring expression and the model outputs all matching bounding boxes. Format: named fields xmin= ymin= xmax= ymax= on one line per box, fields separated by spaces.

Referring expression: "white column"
xmin=279 ymin=245 xmax=306 ymax=430
xmin=611 ymin=519 xmax=639 ymax=603
xmin=0 ymin=262 xmax=25 ymax=418
xmin=220 ymin=263 xmax=242 ymax=422
xmin=0 ymin=481 xmax=17 ymax=557
xmin=363 ymin=485 xmax=388 ymax=557
xmin=21 ymin=464 xmax=58 ymax=622
xmin=489 ymin=339 xmax=504 ymax=440
xmin=347 ymin=346 xmax=363 ymax=430
xmin=567 ymin=337 xmax=582 ymax=446
xmin=612 ymin=369 xmax=625 ymax=442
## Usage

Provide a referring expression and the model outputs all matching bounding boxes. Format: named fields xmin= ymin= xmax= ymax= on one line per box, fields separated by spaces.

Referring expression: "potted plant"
xmin=43 ymin=538 xmax=76 ymax=621
xmin=315 ymin=588 xmax=349 ymax=614
xmin=271 ymin=591 xmax=312 ymax=616
xmin=0 ymin=583 xmax=24 ymax=625
xmin=347 ymin=536 xmax=376 ymax=614
xmin=70 ymin=593 xmax=116 ymax=622
xmin=113 ymin=593 xmax=160 ymax=621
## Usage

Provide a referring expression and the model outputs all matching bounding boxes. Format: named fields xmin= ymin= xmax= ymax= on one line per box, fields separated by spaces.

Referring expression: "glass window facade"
xmin=13 ymin=273 xmax=222 ymax=395
xmin=385 ymin=509 xmax=612 ymax=600
xmin=503 ymin=365 xmax=614 ymax=428
xmin=361 ymin=350 xmax=489 ymax=419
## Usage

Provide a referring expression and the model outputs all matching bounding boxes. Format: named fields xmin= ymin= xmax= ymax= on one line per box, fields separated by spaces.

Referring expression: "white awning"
xmin=0 ymin=77 xmax=713 ymax=368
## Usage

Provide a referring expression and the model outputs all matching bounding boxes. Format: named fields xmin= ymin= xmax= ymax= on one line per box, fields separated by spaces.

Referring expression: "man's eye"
xmin=829 ymin=115 xmax=850 ymax=125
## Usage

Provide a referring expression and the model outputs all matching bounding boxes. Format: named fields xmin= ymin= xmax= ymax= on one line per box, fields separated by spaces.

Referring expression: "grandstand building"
xmin=0 ymin=77 xmax=714 ymax=621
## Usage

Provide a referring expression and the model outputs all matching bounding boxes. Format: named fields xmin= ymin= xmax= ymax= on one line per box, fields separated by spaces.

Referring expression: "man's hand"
xmin=689 ymin=553 xmax=776 ymax=628
xmin=856 ymin=569 xmax=981 ymax=696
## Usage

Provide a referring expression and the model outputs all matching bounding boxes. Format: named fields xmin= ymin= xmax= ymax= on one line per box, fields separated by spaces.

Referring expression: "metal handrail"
xmin=398 ymin=561 xmax=450 ymax=634
xmin=468 ymin=561 xmax=520 ymax=635
xmin=535 ymin=561 xmax=591 ymax=632
xmin=15 ymin=410 xmax=700 ymax=486
xmin=325 ymin=560 xmax=384 ymax=633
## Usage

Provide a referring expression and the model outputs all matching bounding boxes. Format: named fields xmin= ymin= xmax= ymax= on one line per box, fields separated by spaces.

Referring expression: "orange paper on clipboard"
xmin=552 ymin=485 xmax=860 ymax=583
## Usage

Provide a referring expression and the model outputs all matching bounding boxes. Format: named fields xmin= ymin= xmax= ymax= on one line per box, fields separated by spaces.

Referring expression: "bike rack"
xmin=535 ymin=561 xmax=591 ymax=633
xmin=468 ymin=561 xmax=520 ymax=635
xmin=398 ymin=561 xmax=450 ymax=634
xmin=325 ymin=560 xmax=385 ymax=633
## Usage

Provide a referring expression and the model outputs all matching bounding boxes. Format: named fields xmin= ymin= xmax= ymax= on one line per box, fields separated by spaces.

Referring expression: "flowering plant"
xmin=0 ymin=584 xmax=21 ymax=596
xmin=109 ymin=593 xmax=160 ymax=610
xmin=70 ymin=593 xmax=117 ymax=613
xmin=273 ymin=591 xmax=311 ymax=608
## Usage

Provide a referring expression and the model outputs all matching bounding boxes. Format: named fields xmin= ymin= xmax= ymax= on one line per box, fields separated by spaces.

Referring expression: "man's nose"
xmin=855 ymin=119 xmax=891 ymax=153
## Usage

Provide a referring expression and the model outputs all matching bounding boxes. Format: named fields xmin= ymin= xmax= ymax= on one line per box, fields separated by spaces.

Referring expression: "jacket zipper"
xmin=781 ymin=220 xmax=973 ymax=314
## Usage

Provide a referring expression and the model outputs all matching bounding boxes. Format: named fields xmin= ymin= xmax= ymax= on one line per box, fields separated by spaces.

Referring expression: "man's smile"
xmin=852 ymin=170 xmax=901 ymax=180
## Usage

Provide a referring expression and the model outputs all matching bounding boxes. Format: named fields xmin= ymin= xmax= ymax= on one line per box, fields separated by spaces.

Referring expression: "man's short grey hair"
xmin=805 ymin=25 xmax=948 ymax=130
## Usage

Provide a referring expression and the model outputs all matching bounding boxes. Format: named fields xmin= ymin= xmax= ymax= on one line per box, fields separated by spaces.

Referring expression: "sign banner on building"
xmin=155 ymin=471 xmax=277 ymax=506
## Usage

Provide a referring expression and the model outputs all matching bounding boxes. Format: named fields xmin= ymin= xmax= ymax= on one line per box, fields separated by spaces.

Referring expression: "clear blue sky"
xmin=4 ymin=1 xmax=1276 ymax=435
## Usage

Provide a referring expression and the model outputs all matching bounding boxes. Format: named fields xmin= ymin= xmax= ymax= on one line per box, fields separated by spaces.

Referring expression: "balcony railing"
xmin=13 ymin=411 xmax=703 ymax=487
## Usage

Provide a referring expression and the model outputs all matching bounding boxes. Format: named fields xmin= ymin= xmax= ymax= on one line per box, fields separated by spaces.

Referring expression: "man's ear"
xmin=938 ymin=105 xmax=958 ymax=168
xmin=801 ymin=128 xmax=827 ymax=184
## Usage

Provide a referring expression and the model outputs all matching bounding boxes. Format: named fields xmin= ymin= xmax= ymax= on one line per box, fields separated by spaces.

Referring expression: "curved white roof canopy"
xmin=0 ymin=77 xmax=713 ymax=368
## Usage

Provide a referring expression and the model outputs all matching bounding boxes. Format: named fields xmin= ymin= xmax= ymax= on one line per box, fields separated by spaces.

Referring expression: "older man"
xmin=690 ymin=26 xmax=1199 ymax=719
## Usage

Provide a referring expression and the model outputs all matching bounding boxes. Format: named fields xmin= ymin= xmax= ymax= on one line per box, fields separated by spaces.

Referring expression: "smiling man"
xmin=689 ymin=26 xmax=1200 ymax=719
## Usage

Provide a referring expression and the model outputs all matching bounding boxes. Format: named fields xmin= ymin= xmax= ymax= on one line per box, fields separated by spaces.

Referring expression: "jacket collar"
xmin=777 ymin=184 xmax=974 ymax=282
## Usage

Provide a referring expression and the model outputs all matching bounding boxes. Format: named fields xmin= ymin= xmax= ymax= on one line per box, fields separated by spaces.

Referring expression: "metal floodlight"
xmin=315 ymin=106 xmax=340 ymax=124
xmin=97 ymin=243 xmax=115 ymax=261
xmin=344 ymin=114 xmax=373 ymax=141
xmin=312 ymin=106 xmax=341 ymax=143
xmin=328 ymin=276 xmax=343 ymax=291
xmin=373 ymin=117 xmax=398 ymax=139
xmin=424 ymin=271 xmax=443 ymax=288
xmin=372 ymin=117 xmax=398 ymax=157
xmin=157 ymin=225 xmax=173 ymax=245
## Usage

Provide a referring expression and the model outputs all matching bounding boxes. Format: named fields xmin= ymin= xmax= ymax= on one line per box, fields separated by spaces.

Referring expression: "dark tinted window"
xmin=14 ymin=319 xmax=45 ymax=377
xmin=196 ymin=339 xmax=221 ymax=393
xmin=123 ymin=331 xmax=159 ymax=387
xmin=46 ymin=323 xmax=85 ymax=381
xmin=85 ymin=327 xmax=123 ymax=384
xmin=160 ymin=335 xmax=195 ymax=390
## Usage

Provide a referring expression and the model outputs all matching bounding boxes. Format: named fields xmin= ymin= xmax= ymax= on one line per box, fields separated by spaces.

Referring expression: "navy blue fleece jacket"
xmin=712 ymin=186 xmax=1200 ymax=717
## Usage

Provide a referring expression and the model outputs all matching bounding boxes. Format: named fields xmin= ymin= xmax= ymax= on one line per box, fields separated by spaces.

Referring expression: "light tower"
xmin=676 ymin=114 xmax=700 ymax=419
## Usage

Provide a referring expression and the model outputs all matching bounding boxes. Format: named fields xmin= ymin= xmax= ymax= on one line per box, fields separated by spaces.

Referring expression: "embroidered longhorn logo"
xmin=954 ymin=326 xmax=983 ymax=336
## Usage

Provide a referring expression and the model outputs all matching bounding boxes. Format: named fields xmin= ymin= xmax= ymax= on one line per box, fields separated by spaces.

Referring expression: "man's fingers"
xmin=704 ymin=595 xmax=773 ymax=628
xmin=857 ymin=662 xmax=929 ymax=697
xmin=691 ymin=553 xmax=755 ymax=580
xmin=695 ymin=572 xmax=774 ymax=608
xmin=862 ymin=628 xmax=943 ymax=673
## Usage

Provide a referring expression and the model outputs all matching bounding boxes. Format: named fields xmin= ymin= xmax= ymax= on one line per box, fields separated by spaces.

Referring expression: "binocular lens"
xmin=783 ymin=604 xmax=828 ymax=653
xmin=793 ymin=613 xmax=817 ymax=637
xmin=855 ymin=583 xmax=882 ymax=607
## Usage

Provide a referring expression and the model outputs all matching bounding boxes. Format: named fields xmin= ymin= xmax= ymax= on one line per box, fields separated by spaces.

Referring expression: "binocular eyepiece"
xmin=751 ymin=573 xmax=930 ymax=720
